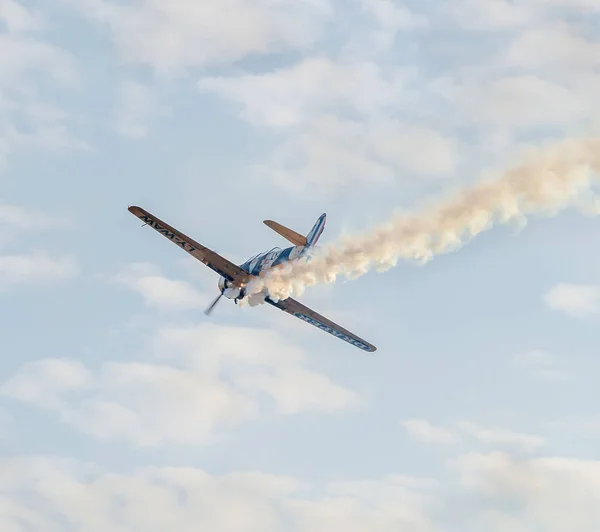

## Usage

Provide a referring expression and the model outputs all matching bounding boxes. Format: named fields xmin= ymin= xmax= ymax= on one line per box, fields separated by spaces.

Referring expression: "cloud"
xmin=445 ymin=0 xmax=535 ymax=30
xmin=456 ymin=422 xmax=546 ymax=453
xmin=1 ymin=323 xmax=358 ymax=446
xmin=200 ymin=57 xmax=457 ymax=194
xmin=251 ymin=116 xmax=458 ymax=194
xmin=455 ymin=452 xmax=600 ymax=532
xmin=0 ymin=204 xmax=77 ymax=288
xmin=0 ymin=406 xmax=11 ymax=438
xmin=0 ymin=455 xmax=435 ymax=532
xmin=530 ymin=0 xmax=600 ymax=12
xmin=0 ymin=34 xmax=73 ymax=85
xmin=349 ymin=0 xmax=427 ymax=55
xmin=0 ymin=3 xmax=86 ymax=169
xmin=199 ymin=57 xmax=408 ymax=128
xmin=445 ymin=0 xmax=600 ymax=32
xmin=0 ymin=203 xmax=65 ymax=233
xmin=115 ymin=80 xmax=167 ymax=138
xmin=5 ymin=451 xmax=600 ymax=532
xmin=401 ymin=418 xmax=546 ymax=452
xmin=358 ymin=0 xmax=427 ymax=32
xmin=114 ymin=262 xmax=208 ymax=311
xmin=0 ymin=252 xmax=78 ymax=290
xmin=453 ymin=75 xmax=590 ymax=129
xmin=544 ymin=284 xmax=600 ymax=318
xmin=0 ymin=0 xmax=44 ymax=33
xmin=505 ymin=22 xmax=600 ymax=73
xmin=401 ymin=419 xmax=459 ymax=445
xmin=512 ymin=349 xmax=568 ymax=380
xmin=1 ymin=358 xmax=90 ymax=409
xmin=65 ymin=0 xmax=333 ymax=75
xmin=423 ymin=11 xmax=600 ymax=162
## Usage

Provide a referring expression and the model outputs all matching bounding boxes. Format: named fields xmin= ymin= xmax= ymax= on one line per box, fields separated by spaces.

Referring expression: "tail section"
xmin=264 ymin=213 xmax=327 ymax=248
xmin=306 ymin=213 xmax=326 ymax=247
xmin=263 ymin=220 xmax=307 ymax=246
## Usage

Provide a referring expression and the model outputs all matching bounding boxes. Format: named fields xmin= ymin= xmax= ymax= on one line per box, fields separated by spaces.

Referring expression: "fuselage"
xmin=218 ymin=244 xmax=307 ymax=301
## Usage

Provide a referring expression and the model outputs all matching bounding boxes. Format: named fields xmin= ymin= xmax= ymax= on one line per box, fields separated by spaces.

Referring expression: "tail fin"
xmin=306 ymin=213 xmax=326 ymax=247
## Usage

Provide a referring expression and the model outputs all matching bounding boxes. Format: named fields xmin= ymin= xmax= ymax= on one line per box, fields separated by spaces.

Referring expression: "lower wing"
xmin=265 ymin=297 xmax=376 ymax=352
xmin=128 ymin=206 xmax=252 ymax=285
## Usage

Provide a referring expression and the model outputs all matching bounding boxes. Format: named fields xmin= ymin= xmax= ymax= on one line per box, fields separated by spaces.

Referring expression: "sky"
xmin=1 ymin=0 xmax=600 ymax=530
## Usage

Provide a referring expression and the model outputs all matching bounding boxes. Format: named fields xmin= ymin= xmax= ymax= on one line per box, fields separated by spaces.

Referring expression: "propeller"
xmin=204 ymin=293 xmax=223 ymax=316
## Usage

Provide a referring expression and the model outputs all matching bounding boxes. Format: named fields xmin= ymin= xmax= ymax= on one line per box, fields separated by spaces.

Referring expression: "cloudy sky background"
xmin=1 ymin=0 xmax=600 ymax=530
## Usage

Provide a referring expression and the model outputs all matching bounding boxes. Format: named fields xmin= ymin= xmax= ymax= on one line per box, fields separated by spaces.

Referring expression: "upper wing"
xmin=265 ymin=296 xmax=376 ymax=352
xmin=128 ymin=206 xmax=252 ymax=285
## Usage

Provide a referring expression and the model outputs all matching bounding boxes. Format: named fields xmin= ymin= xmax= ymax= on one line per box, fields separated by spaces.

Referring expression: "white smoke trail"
xmin=245 ymin=137 xmax=600 ymax=302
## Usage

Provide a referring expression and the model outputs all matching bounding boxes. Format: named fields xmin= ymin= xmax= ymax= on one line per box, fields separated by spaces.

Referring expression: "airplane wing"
xmin=128 ymin=206 xmax=252 ymax=285
xmin=264 ymin=296 xmax=377 ymax=352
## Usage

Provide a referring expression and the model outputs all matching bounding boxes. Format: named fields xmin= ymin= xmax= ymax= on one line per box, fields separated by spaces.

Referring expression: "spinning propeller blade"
xmin=204 ymin=293 xmax=223 ymax=316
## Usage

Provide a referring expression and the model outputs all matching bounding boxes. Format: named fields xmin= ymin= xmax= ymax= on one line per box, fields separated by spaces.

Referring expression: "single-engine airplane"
xmin=128 ymin=206 xmax=376 ymax=352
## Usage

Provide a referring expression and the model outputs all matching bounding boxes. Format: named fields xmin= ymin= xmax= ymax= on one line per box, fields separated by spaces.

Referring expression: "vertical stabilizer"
xmin=306 ymin=213 xmax=326 ymax=247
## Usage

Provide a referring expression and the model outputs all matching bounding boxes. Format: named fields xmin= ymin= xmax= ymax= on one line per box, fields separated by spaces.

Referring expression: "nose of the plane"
xmin=218 ymin=276 xmax=226 ymax=293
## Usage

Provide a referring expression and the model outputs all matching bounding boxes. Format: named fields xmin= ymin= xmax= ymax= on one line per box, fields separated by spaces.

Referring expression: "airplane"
xmin=127 ymin=206 xmax=376 ymax=352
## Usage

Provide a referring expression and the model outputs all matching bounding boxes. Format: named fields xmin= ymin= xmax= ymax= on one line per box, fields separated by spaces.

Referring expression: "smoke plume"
xmin=245 ymin=137 xmax=600 ymax=302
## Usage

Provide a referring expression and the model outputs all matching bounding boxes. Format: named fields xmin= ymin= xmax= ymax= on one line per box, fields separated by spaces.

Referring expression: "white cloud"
xmin=544 ymin=283 xmax=600 ymax=318
xmin=456 ymin=422 xmax=546 ymax=452
xmin=0 ymin=406 xmax=11 ymax=438
xmin=401 ymin=419 xmax=459 ymax=445
xmin=0 ymin=204 xmax=76 ymax=287
xmin=456 ymin=452 xmax=600 ymax=532
xmin=0 ymin=456 xmax=435 ymax=532
xmin=115 ymin=80 xmax=167 ymax=138
xmin=506 ymin=23 xmax=600 ymax=73
xmin=338 ymin=0 xmax=429 ymax=58
xmin=66 ymin=0 xmax=333 ymax=75
xmin=359 ymin=0 xmax=427 ymax=32
xmin=3 ymin=451 xmax=600 ymax=531
xmin=0 ymin=0 xmax=44 ymax=33
xmin=455 ymin=75 xmax=589 ymax=129
xmin=0 ymin=252 xmax=78 ymax=290
xmin=512 ymin=350 xmax=568 ymax=381
xmin=0 ymin=3 xmax=85 ymax=168
xmin=0 ymin=203 xmax=66 ymax=234
xmin=200 ymin=56 xmax=457 ymax=194
xmin=424 ymin=11 xmax=600 ymax=155
xmin=1 ymin=323 xmax=358 ymax=446
xmin=527 ymin=0 xmax=600 ymax=12
xmin=401 ymin=418 xmax=546 ymax=452
xmin=0 ymin=33 xmax=74 ymax=86
xmin=446 ymin=0 xmax=600 ymax=32
xmin=445 ymin=0 xmax=535 ymax=30
xmin=1 ymin=358 xmax=90 ymax=409
xmin=251 ymin=116 xmax=457 ymax=194
xmin=199 ymin=57 xmax=408 ymax=127
xmin=114 ymin=262 xmax=208 ymax=311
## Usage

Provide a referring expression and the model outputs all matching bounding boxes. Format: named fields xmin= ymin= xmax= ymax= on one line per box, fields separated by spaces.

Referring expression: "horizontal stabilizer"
xmin=263 ymin=220 xmax=307 ymax=246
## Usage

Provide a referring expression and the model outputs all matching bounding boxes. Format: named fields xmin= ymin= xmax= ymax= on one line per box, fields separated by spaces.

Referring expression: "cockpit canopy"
xmin=240 ymin=247 xmax=281 ymax=273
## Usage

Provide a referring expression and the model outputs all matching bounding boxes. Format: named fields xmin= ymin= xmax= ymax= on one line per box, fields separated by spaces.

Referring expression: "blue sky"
xmin=1 ymin=0 xmax=600 ymax=530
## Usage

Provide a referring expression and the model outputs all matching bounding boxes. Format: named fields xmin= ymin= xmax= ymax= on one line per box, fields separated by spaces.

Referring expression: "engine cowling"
xmin=218 ymin=277 xmax=245 ymax=300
